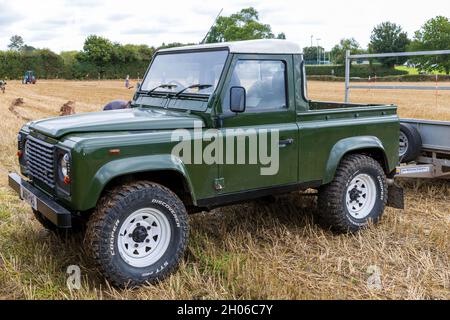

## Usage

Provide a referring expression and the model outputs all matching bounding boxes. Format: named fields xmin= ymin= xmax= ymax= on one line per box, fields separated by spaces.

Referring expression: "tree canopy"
xmin=8 ymin=35 xmax=25 ymax=51
xmin=409 ymin=16 xmax=450 ymax=75
xmin=74 ymin=35 xmax=157 ymax=77
xmin=369 ymin=22 xmax=410 ymax=67
xmin=205 ymin=8 xmax=286 ymax=43
xmin=78 ymin=35 xmax=115 ymax=74
xmin=303 ymin=46 xmax=325 ymax=63
xmin=330 ymin=38 xmax=361 ymax=65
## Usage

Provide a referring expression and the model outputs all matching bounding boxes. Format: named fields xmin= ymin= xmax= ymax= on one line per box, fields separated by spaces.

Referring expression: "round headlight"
xmin=60 ymin=153 xmax=70 ymax=177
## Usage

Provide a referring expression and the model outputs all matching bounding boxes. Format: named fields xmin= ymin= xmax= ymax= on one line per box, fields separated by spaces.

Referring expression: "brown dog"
xmin=60 ymin=101 xmax=76 ymax=116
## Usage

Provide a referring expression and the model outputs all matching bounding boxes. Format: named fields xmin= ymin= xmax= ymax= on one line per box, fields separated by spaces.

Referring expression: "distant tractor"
xmin=23 ymin=71 xmax=36 ymax=84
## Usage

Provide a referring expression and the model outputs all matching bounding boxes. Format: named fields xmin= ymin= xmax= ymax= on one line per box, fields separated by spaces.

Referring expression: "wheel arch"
xmin=324 ymin=136 xmax=390 ymax=184
xmin=79 ymin=155 xmax=196 ymax=211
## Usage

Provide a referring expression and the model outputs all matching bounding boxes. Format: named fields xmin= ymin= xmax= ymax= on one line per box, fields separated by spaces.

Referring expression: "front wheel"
xmin=318 ymin=154 xmax=387 ymax=233
xmin=84 ymin=181 xmax=189 ymax=288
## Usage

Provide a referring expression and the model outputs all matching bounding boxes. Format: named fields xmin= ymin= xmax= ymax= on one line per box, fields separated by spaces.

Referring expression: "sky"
xmin=0 ymin=0 xmax=448 ymax=53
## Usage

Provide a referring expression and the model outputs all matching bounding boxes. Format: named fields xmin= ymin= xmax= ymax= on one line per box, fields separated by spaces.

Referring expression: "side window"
xmin=223 ymin=60 xmax=287 ymax=113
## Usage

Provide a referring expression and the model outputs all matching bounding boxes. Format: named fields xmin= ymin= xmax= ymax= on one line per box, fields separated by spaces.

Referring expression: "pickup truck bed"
xmin=309 ymin=101 xmax=391 ymax=110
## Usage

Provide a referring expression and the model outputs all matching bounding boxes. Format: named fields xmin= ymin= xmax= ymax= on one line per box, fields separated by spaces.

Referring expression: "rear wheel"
xmin=84 ymin=181 xmax=189 ymax=288
xmin=318 ymin=154 xmax=387 ymax=233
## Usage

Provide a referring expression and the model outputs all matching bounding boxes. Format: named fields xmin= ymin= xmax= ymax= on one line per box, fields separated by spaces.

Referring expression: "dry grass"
xmin=0 ymin=80 xmax=448 ymax=300
xmin=308 ymin=81 xmax=450 ymax=121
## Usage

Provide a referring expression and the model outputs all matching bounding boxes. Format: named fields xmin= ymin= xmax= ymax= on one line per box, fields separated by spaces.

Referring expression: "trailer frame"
xmin=396 ymin=119 xmax=450 ymax=179
xmin=342 ymin=50 xmax=450 ymax=180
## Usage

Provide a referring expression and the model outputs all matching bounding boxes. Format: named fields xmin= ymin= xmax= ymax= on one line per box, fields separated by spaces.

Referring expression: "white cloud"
xmin=0 ymin=0 xmax=448 ymax=52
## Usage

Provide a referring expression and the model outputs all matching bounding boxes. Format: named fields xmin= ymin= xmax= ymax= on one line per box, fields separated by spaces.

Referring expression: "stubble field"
xmin=0 ymin=80 xmax=448 ymax=299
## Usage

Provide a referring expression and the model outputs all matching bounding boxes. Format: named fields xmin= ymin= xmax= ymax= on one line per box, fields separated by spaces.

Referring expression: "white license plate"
xmin=20 ymin=186 xmax=37 ymax=210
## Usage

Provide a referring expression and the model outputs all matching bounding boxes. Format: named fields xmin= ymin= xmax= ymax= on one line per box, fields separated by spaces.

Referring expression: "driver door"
xmin=217 ymin=54 xmax=299 ymax=194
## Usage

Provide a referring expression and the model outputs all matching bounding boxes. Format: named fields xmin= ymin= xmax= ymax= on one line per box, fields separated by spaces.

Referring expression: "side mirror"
xmin=230 ymin=86 xmax=246 ymax=113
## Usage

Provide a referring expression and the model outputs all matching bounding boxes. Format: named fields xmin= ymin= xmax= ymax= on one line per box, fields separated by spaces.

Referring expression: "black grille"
xmin=25 ymin=136 xmax=55 ymax=189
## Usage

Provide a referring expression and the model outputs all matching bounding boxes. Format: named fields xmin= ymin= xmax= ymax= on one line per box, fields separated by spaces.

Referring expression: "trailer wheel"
xmin=399 ymin=123 xmax=422 ymax=163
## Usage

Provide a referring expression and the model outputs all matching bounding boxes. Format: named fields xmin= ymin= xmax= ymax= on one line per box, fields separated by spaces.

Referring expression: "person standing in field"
xmin=125 ymin=75 xmax=130 ymax=89
xmin=0 ymin=80 xmax=6 ymax=94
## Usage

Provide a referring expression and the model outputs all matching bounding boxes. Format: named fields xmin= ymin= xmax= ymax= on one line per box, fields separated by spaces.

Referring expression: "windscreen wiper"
xmin=174 ymin=84 xmax=213 ymax=97
xmin=137 ymin=84 xmax=178 ymax=96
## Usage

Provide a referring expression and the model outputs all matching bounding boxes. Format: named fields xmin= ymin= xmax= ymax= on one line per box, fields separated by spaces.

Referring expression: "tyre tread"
xmin=318 ymin=154 xmax=387 ymax=233
xmin=84 ymin=181 xmax=189 ymax=288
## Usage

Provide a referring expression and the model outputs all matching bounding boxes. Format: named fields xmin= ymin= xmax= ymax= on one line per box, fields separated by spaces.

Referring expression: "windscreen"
xmin=141 ymin=50 xmax=229 ymax=96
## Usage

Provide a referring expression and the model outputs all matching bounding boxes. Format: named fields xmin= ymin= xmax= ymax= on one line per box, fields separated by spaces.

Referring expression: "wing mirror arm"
xmin=215 ymin=86 xmax=247 ymax=128
xmin=215 ymin=113 xmax=236 ymax=128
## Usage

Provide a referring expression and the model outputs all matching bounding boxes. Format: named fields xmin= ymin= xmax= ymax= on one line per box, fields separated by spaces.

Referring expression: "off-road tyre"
xmin=84 ymin=181 xmax=189 ymax=288
xmin=399 ymin=123 xmax=422 ymax=163
xmin=318 ymin=154 xmax=387 ymax=234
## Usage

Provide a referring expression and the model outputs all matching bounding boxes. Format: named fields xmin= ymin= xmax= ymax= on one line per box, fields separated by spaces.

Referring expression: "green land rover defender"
xmin=9 ymin=40 xmax=402 ymax=287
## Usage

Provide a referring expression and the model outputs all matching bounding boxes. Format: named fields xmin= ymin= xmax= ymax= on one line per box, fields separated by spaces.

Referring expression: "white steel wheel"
xmin=118 ymin=208 xmax=171 ymax=268
xmin=345 ymin=174 xmax=377 ymax=219
xmin=399 ymin=130 xmax=409 ymax=158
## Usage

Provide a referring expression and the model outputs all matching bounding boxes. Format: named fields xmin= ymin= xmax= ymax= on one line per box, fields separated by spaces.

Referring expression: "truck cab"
xmin=9 ymin=39 xmax=401 ymax=288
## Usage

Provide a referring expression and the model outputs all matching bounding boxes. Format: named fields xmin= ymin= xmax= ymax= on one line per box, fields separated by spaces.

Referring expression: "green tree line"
xmin=1 ymin=9 xmax=448 ymax=80
xmin=305 ymin=16 xmax=450 ymax=74
xmin=0 ymin=36 xmax=156 ymax=80
xmin=0 ymin=8 xmax=285 ymax=80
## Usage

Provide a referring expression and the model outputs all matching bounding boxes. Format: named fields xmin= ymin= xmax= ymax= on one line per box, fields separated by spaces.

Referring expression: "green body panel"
xmin=79 ymin=154 xmax=194 ymax=209
xmin=31 ymin=108 xmax=205 ymax=139
xmin=60 ymin=129 xmax=219 ymax=211
xmin=217 ymin=123 xmax=299 ymax=193
xmin=296 ymin=107 xmax=399 ymax=184
xmin=324 ymin=136 xmax=387 ymax=183
xmin=19 ymin=49 xmax=400 ymax=213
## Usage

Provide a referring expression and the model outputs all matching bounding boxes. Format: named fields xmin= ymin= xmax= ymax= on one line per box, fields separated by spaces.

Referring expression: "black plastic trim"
xmin=197 ymin=180 xmax=322 ymax=209
xmin=8 ymin=173 xmax=72 ymax=228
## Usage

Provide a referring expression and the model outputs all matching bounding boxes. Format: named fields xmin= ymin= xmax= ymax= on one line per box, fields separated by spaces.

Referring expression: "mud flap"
xmin=387 ymin=183 xmax=404 ymax=209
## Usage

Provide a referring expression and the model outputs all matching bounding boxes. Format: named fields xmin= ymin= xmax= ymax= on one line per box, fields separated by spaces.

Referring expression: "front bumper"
xmin=8 ymin=173 xmax=72 ymax=228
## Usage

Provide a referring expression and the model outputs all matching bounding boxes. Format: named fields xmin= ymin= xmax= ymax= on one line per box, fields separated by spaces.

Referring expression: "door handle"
xmin=279 ymin=138 xmax=294 ymax=148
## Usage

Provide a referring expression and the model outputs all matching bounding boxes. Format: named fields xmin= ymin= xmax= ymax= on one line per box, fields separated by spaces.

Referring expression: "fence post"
xmin=345 ymin=50 xmax=350 ymax=103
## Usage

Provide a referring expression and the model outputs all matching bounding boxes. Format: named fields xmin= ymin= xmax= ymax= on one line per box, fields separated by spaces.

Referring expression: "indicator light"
xmin=109 ymin=149 xmax=121 ymax=155
xmin=63 ymin=175 xmax=71 ymax=185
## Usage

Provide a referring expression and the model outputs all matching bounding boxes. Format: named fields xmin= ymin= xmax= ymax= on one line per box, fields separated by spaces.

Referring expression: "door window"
xmin=224 ymin=60 xmax=287 ymax=113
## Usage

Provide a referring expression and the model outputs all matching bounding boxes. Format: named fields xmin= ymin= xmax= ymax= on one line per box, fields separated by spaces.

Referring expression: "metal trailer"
xmin=396 ymin=119 xmax=450 ymax=179
xmin=343 ymin=49 xmax=450 ymax=179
